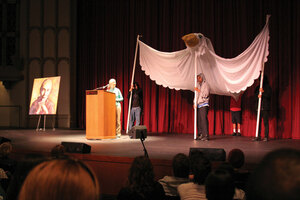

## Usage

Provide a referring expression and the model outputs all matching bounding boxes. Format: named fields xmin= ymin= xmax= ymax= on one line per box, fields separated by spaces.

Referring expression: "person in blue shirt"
xmin=107 ymin=78 xmax=123 ymax=138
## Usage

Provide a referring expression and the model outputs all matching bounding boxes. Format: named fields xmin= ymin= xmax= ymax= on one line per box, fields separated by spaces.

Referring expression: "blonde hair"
xmin=18 ymin=159 xmax=100 ymax=200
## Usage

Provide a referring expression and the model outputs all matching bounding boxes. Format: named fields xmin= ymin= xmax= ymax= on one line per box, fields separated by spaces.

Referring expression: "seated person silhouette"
xmin=29 ymin=79 xmax=55 ymax=115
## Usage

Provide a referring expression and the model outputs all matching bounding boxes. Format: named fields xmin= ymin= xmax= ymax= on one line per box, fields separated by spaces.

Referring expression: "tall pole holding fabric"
xmin=194 ymin=53 xmax=197 ymax=140
xmin=255 ymin=15 xmax=270 ymax=138
xmin=255 ymin=65 xmax=265 ymax=138
xmin=126 ymin=35 xmax=141 ymax=133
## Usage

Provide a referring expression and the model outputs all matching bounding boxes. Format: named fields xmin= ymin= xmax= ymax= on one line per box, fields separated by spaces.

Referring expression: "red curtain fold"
xmin=77 ymin=0 xmax=300 ymax=139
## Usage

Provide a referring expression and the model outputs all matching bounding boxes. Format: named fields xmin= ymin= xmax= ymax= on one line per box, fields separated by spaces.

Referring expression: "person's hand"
xmin=129 ymin=85 xmax=134 ymax=92
xmin=194 ymin=87 xmax=200 ymax=92
xmin=258 ymin=88 xmax=264 ymax=98
xmin=193 ymin=104 xmax=197 ymax=109
xmin=36 ymin=101 xmax=48 ymax=114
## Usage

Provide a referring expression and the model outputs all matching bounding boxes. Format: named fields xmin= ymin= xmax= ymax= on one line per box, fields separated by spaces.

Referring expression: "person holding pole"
xmin=194 ymin=73 xmax=210 ymax=141
xmin=107 ymin=78 xmax=123 ymax=138
xmin=253 ymin=76 xmax=272 ymax=142
xmin=128 ymin=82 xmax=143 ymax=130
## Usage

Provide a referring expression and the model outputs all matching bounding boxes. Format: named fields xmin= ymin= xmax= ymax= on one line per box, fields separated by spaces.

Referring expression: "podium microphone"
xmin=95 ymin=84 xmax=109 ymax=90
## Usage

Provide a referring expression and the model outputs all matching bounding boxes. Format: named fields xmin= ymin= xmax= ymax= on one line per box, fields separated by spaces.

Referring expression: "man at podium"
xmin=107 ymin=78 xmax=123 ymax=138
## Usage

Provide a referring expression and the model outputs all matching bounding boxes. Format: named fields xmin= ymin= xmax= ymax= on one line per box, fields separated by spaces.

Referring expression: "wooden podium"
xmin=86 ymin=90 xmax=116 ymax=139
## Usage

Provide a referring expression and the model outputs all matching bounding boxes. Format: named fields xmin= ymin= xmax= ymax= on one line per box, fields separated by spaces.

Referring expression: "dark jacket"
xmin=255 ymin=80 xmax=272 ymax=111
xmin=128 ymin=88 xmax=143 ymax=111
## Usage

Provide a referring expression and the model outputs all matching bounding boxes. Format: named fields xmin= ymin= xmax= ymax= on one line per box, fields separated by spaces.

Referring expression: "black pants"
xmin=197 ymin=106 xmax=209 ymax=138
xmin=258 ymin=110 xmax=269 ymax=138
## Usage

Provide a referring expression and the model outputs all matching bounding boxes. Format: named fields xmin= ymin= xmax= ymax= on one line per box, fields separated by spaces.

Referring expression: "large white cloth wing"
xmin=138 ymin=16 xmax=270 ymax=98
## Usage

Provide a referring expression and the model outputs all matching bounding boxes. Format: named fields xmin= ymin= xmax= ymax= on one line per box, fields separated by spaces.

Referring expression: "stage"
xmin=1 ymin=129 xmax=300 ymax=196
xmin=1 ymin=129 xmax=299 ymax=165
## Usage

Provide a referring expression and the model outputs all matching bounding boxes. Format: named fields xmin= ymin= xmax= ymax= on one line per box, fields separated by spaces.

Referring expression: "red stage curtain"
xmin=77 ymin=0 xmax=300 ymax=139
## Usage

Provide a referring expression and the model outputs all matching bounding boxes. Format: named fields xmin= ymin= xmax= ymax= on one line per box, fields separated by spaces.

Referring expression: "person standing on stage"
xmin=230 ymin=96 xmax=242 ymax=136
xmin=194 ymin=73 xmax=210 ymax=141
xmin=253 ymin=76 xmax=272 ymax=142
xmin=107 ymin=78 xmax=123 ymax=138
xmin=128 ymin=82 xmax=143 ymax=130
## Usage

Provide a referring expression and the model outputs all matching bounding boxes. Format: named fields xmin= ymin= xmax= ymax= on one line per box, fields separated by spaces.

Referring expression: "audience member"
xmin=246 ymin=148 xmax=300 ymax=200
xmin=205 ymin=169 xmax=235 ymax=200
xmin=178 ymin=151 xmax=211 ymax=200
xmin=227 ymin=149 xmax=250 ymax=190
xmin=18 ymin=158 xmax=100 ymax=200
xmin=0 ymin=142 xmax=16 ymax=191
xmin=6 ymin=154 xmax=48 ymax=200
xmin=216 ymin=162 xmax=246 ymax=200
xmin=159 ymin=153 xmax=190 ymax=197
xmin=50 ymin=144 xmax=67 ymax=159
xmin=117 ymin=156 xmax=165 ymax=200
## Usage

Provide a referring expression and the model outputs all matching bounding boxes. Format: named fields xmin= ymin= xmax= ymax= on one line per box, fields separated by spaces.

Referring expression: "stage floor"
xmin=1 ymin=129 xmax=299 ymax=166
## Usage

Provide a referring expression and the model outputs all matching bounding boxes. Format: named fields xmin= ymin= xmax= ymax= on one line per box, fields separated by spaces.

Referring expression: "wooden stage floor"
xmin=1 ymin=129 xmax=299 ymax=166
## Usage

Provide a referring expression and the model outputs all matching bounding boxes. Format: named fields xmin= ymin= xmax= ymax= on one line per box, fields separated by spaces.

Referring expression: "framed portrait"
xmin=29 ymin=76 xmax=61 ymax=115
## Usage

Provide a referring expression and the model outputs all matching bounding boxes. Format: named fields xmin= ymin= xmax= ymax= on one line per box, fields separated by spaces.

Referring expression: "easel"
xmin=36 ymin=115 xmax=56 ymax=131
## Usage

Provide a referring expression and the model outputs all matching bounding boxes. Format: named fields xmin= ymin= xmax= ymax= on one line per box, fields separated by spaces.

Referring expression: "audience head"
xmin=50 ymin=144 xmax=66 ymax=158
xmin=205 ymin=169 xmax=235 ymax=200
xmin=172 ymin=153 xmax=190 ymax=179
xmin=189 ymin=150 xmax=211 ymax=185
xmin=246 ymin=148 xmax=300 ymax=200
xmin=18 ymin=158 xmax=100 ymax=200
xmin=128 ymin=156 xmax=154 ymax=187
xmin=228 ymin=149 xmax=245 ymax=169
xmin=0 ymin=142 xmax=12 ymax=158
xmin=217 ymin=162 xmax=235 ymax=177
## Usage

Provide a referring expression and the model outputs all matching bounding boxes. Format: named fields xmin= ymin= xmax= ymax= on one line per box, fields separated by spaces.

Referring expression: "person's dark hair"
xmin=217 ymin=162 xmax=235 ymax=177
xmin=189 ymin=151 xmax=211 ymax=184
xmin=172 ymin=153 xmax=190 ymax=178
xmin=246 ymin=148 xmax=300 ymax=200
xmin=0 ymin=142 xmax=12 ymax=158
xmin=205 ymin=169 xmax=235 ymax=200
xmin=50 ymin=144 xmax=66 ymax=158
xmin=133 ymin=82 xmax=140 ymax=89
xmin=128 ymin=156 xmax=155 ymax=192
xmin=228 ymin=149 xmax=245 ymax=169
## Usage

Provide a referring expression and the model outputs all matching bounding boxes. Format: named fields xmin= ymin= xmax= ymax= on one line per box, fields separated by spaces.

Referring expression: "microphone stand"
xmin=94 ymin=85 xmax=108 ymax=90
xmin=140 ymin=132 xmax=149 ymax=158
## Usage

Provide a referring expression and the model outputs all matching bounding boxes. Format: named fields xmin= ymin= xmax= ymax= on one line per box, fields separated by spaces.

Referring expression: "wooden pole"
xmin=194 ymin=53 xmax=197 ymax=140
xmin=255 ymin=15 xmax=270 ymax=138
xmin=126 ymin=35 xmax=141 ymax=133
xmin=255 ymin=65 xmax=265 ymax=138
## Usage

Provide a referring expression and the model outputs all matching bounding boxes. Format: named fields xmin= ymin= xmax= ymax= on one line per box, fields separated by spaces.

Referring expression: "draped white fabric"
xmin=139 ymin=16 xmax=270 ymax=99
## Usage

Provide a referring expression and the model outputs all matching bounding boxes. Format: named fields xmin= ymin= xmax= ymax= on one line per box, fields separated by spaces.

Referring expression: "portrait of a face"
xmin=29 ymin=77 xmax=61 ymax=115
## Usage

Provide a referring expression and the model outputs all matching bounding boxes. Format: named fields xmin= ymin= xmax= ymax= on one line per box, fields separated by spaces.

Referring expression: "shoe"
xmin=263 ymin=138 xmax=268 ymax=142
xmin=196 ymin=134 xmax=204 ymax=140
xmin=232 ymin=132 xmax=237 ymax=136
xmin=201 ymin=137 xmax=209 ymax=141
xmin=236 ymin=132 xmax=241 ymax=136
xmin=116 ymin=134 xmax=121 ymax=138
xmin=252 ymin=137 xmax=261 ymax=141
